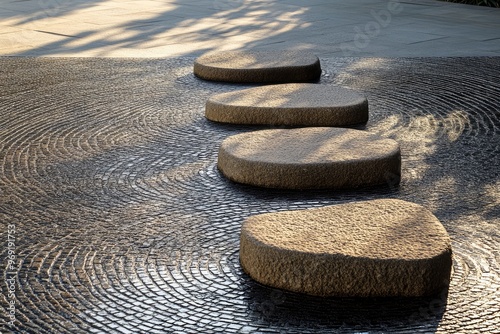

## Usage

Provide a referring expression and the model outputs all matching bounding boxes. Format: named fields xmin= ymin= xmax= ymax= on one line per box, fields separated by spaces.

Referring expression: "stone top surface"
xmin=243 ymin=199 xmax=451 ymax=260
xmin=195 ymin=50 xmax=319 ymax=70
xmin=221 ymin=127 xmax=399 ymax=164
xmin=208 ymin=83 xmax=367 ymax=109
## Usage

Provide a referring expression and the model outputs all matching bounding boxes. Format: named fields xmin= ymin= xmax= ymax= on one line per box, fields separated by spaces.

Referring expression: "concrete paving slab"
xmin=25 ymin=22 xmax=101 ymax=37
xmin=401 ymin=36 xmax=500 ymax=56
xmin=0 ymin=0 xmax=499 ymax=57
xmin=397 ymin=23 xmax=500 ymax=42
xmin=0 ymin=8 xmax=21 ymax=19
xmin=0 ymin=25 xmax=22 ymax=34
xmin=376 ymin=30 xmax=446 ymax=45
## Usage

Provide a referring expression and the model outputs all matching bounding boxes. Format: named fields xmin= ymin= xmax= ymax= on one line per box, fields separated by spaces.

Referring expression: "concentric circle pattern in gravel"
xmin=0 ymin=57 xmax=499 ymax=333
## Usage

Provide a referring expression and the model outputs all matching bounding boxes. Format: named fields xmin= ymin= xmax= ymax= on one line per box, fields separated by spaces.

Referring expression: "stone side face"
xmin=205 ymin=84 xmax=369 ymax=126
xmin=240 ymin=199 xmax=453 ymax=297
xmin=193 ymin=51 xmax=322 ymax=83
xmin=218 ymin=128 xmax=401 ymax=189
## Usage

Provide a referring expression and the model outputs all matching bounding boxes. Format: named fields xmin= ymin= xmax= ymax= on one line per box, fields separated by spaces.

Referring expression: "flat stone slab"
xmin=194 ymin=51 xmax=322 ymax=83
xmin=206 ymin=83 xmax=369 ymax=126
xmin=240 ymin=199 xmax=453 ymax=297
xmin=218 ymin=127 xmax=400 ymax=189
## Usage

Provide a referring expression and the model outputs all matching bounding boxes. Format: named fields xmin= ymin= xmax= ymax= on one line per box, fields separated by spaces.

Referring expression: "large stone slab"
xmin=193 ymin=51 xmax=322 ymax=83
xmin=206 ymin=83 xmax=368 ymax=126
xmin=240 ymin=199 xmax=453 ymax=297
xmin=218 ymin=127 xmax=400 ymax=189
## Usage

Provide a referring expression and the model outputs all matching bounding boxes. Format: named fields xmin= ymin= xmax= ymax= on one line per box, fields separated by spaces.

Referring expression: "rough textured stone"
xmin=240 ymin=199 xmax=453 ymax=297
xmin=205 ymin=83 xmax=369 ymax=126
xmin=193 ymin=50 xmax=322 ymax=83
xmin=218 ymin=127 xmax=400 ymax=189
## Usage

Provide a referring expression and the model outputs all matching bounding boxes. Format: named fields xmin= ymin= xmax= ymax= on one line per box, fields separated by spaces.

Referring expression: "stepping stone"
xmin=240 ymin=199 xmax=453 ymax=297
xmin=194 ymin=51 xmax=322 ymax=83
xmin=218 ymin=127 xmax=400 ymax=189
xmin=206 ymin=83 xmax=369 ymax=126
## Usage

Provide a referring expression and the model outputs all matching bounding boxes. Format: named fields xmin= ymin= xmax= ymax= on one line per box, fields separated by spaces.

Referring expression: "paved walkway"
xmin=1 ymin=56 xmax=499 ymax=333
xmin=0 ymin=0 xmax=499 ymax=57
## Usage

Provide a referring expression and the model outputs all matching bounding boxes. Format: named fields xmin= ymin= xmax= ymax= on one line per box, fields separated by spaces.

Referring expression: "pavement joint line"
xmin=33 ymin=29 xmax=78 ymax=38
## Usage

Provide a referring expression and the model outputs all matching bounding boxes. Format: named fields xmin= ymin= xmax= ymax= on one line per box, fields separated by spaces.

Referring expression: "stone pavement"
xmin=0 ymin=0 xmax=499 ymax=57
xmin=1 ymin=56 xmax=499 ymax=333
xmin=1 ymin=1 xmax=500 ymax=333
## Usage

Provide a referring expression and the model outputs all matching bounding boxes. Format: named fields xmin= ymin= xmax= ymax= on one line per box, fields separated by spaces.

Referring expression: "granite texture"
xmin=194 ymin=50 xmax=322 ymax=83
xmin=218 ymin=127 xmax=401 ymax=189
xmin=206 ymin=83 xmax=369 ymax=126
xmin=240 ymin=199 xmax=453 ymax=297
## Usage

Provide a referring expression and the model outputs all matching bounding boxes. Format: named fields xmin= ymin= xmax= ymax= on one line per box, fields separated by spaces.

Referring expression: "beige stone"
xmin=206 ymin=83 xmax=368 ymax=126
xmin=240 ymin=199 xmax=453 ymax=297
xmin=193 ymin=51 xmax=322 ymax=83
xmin=218 ymin=127 xmax=400 ymax=189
